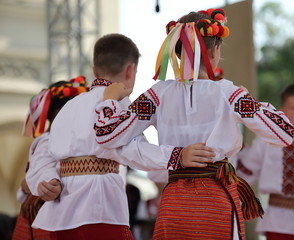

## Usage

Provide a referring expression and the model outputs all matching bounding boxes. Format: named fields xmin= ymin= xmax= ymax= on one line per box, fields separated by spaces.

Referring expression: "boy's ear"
xmin=211 ymin=45 xmax=220 ymax=59
xmin=92 ymin=67 xmax=99 ymax=79
xmin=125 ymin=63 xmax=136 ymax=80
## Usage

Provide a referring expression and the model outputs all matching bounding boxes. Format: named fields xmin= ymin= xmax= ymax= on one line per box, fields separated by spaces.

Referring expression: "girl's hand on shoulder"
xmin=239 ymin=85 xmax=249 ymax=93
xmin=104 ymin=83 xmax=132 ymax=101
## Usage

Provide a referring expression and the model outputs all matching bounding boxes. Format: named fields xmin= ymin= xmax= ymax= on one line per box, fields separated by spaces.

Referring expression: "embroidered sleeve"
xmin=100 ymin=135 xmax=183 ymax=171
xmin=228 ymin=87 xmax=294 ymax=147
xmin=26 ymin=134 xmax=60 ymax=196
xmin=94 ymin=87 xmax=160 ymax=147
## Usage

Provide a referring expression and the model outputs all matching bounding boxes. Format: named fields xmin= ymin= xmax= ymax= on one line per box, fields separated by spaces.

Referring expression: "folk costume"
xmin=93 ymin=9 xmax=294 ymax=240
xmin=13 ymin=151 xmax=49 ymax=240
xmin=237 ymin=138 xmax=294 ymax=239
xmin=13 ymin=77 xmax=87 ymax=240
xmin=27 ymin=78 xmax=187 ymax=240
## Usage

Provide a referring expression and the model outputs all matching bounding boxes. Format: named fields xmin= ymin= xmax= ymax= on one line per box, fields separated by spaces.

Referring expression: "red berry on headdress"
xmin=217 ymin=25 xmax=224 ymax=37
xmin=63 ymin=88 xmax=70 ymax=97
xmin=206 ymin=8 xmax=215 ymax=17
xmin=214 ymin=13 xmax=225 ymax=21
xmin=211 ymin=23 xmax=219 ymax=35
xmin=215 ymin=8 xmax=225 ymax=15
xmin=75 ymin=76 xmax=85 ymax=83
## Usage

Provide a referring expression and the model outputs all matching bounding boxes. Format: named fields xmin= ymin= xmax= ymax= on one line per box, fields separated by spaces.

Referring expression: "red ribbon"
xmin=194 ymin=23 xmax=215 ymax=80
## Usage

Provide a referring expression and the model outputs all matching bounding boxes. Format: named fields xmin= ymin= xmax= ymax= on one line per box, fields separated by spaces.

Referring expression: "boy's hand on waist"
xmin=181 ymin=143 xmax=215 ymax=168
xmin=37 ymin=178 xmax=62 ymax=201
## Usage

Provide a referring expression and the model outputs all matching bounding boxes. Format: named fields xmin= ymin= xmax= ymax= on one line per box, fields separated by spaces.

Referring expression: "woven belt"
xmin=269 ymin=194 xmax=294 ymax=210
xmin=60 ymin=156 xmax=119 ymax=177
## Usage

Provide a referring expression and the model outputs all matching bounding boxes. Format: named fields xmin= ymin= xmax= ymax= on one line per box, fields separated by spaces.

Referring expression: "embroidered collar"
xmin=90 ymin=78 xmax=112 ymax=90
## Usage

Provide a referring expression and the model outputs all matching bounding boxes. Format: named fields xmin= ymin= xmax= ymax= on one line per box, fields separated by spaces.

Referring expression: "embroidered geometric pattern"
xmin=263 ymin=109 xmax=294 ymax=137
xmin=94 ymin=111 xmax=131 ymax=136
xmin=90 ymin=78 xmax=111 ymax=90
xmin=234 ymin=94 xmax=261 ymax=118
xmin=237 ymin=160 xmax=253 ymax=176
xmin=128 ymin=93 xmax=156 ymax=120
xmin=103 ymin=107 xmax=114 ymax=119
xmin=167 ymin=147 xmax=184 ymax=170
xmin=256 ymin=112 xmax=289 ymax=146
xmin=60 ymin=156 xmax=119 ymax=176
xmin=282 ymin=142 xmax=294 ymax=196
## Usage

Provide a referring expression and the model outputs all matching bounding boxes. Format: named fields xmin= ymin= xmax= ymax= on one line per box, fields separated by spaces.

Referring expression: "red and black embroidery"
xmin=128 ymin=93 xmax=156 ymax=120
xmin=103 ymin=107 xmax=114 ymax=119
xmin=90 ymin=78 xmax=111 ymax=89
xmin=237 ymin=160 xmax=253 ymax=176
xmin=94 ymin=111 xmax=131 ymax=136
xmin=234 ymin=94 xmax=261 ymax=118
xmin=282 ymin=142 xmax=294 ymax=195
xmin=263 ymin=110 xmax=294 ymax=137
xmin=168 ymin=147 xmax=184 ymax=170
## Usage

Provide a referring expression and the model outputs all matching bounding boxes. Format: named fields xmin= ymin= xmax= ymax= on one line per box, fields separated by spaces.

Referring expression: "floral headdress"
xmin=153 ymin=8 xmax=230 ymax=82
xmin=22 ymin=75 xmax=88 ymax=138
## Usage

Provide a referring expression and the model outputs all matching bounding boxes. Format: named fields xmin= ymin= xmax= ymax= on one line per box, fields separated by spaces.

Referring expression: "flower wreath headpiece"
xmin=22 ymin=75 xmax=88 ymax=138
xmin=153 ymin=8 xmax=230 ymax=82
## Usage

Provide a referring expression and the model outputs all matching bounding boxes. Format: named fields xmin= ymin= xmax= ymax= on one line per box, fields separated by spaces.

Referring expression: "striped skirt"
xmin=12 ymin=214 xmax=50 ymax=240
xmin=153 ymin=178 xmax=244 ymax=240
xmin=12 ymin=194 xmax=50 ymax=240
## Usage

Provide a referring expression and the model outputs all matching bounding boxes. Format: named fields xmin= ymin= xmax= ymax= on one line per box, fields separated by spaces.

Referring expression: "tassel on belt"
xmin=169 ymin=158 xmax=264 ymax=221
xmin=60 ymin=156 xmax=120 ymax=177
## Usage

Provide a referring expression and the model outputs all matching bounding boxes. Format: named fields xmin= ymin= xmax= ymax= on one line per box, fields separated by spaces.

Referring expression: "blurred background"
xmin=1 ymin=0 xmax=294 ymax=239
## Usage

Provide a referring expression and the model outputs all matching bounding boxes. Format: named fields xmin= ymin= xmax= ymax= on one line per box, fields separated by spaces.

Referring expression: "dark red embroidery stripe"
xmin=168 ymin=147 xmax=184 ymax=170
xmin=148 ymin=88 xmax=160 ymax=106
xmin=96 ymin=115 xmax=138 ymax=144
xmin=111 ymin=100 xmax=117 ymax=113
xmin=263 ymin=109 xmax=294 ymax=137
xmin=96 ymin=117 xmax=106 ymax=125
xmin=95 ymin=110 xmax=122 ymax=125
xmin=90 ymin=78 xmax=111 ymax=89
xmin=256 ymin=112 xmax=289 ymax=145
xmin=229 ymin=88 xmax=244 ymax=104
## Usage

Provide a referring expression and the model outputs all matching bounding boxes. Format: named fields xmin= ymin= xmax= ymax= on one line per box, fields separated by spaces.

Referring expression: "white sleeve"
xmin=16 ymin=187 xmax=28 ymax=204
xmin=222 ymin=80 xmax=294 ymax=147
xmin=147 ymin=170 xmax=169 ymax=184
xmin=101 ymin=134 xmax=183 ymax=171
xmin=93 ymin=84 xmax=161 ymax=148
xmin=26 ymin=134 xmax=60 ymax=196
xmin=236 ymin=138 xmax=265 ymax=186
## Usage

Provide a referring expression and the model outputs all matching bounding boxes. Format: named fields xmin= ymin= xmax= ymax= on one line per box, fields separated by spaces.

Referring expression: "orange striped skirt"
xmin=12 ymin=214 xmax=50 ymax=240
xmin=153 ymin=178 xmax=244 ymax=240
xmin=12 ymin=194 xmax=50 ymax=240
